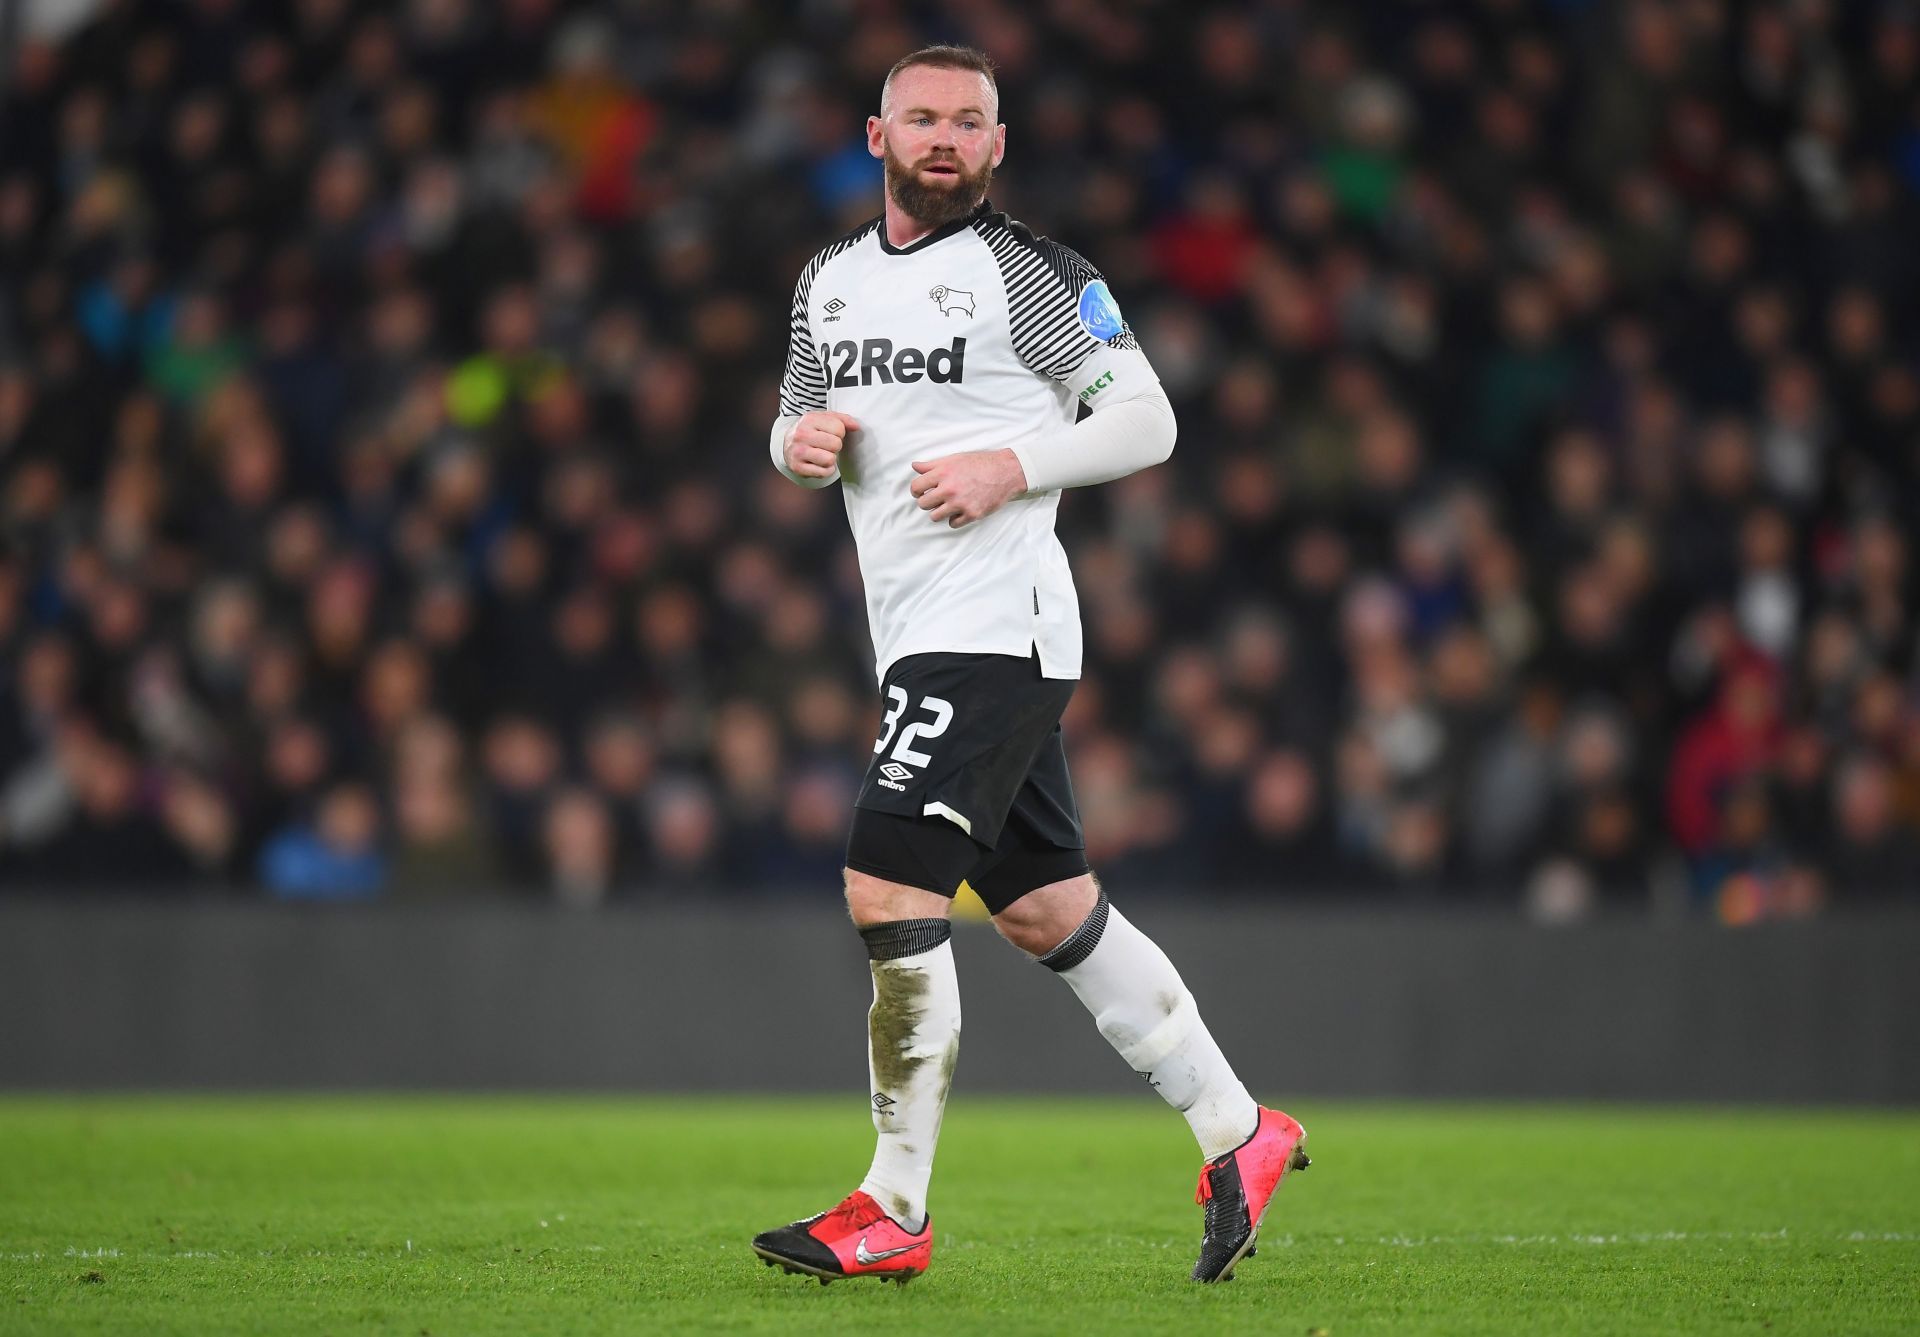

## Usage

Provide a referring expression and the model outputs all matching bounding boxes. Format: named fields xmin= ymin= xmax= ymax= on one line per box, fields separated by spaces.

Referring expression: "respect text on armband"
xmin=1078 ymin=370 xmax=1115 ymax=403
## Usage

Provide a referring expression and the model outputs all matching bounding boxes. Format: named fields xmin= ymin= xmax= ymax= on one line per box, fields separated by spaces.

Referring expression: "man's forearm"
xmin=770 ymin=413 xmax=840 ymax=488
xmin=1009 ymin=383 xmax=1177 ymax=493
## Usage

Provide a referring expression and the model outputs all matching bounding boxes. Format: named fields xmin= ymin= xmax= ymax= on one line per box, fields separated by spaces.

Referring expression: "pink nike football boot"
xmin=1192 ymin=1106 xmax=1311 ymax=1282
xmin=752 ymin=1189 xmax=932 ymax=1285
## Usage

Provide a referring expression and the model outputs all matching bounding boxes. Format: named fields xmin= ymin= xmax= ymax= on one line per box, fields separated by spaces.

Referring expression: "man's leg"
xmin=989 ymin=873 xmax=1258 ymax=1158
xmin=983 ymin=866 xmax=1310 ymax=1281
xmin=752 ymin=804 xmax=979 ymax=1284
xmin=844 ymin=868 xmax=961 ymax=1235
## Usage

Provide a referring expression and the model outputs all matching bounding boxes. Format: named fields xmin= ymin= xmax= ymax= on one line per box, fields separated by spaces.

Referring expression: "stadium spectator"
xmin=0 ymin=1 xmax=1915 ymax=910
xmin=259 ymin=780 xmax=386 ymax=901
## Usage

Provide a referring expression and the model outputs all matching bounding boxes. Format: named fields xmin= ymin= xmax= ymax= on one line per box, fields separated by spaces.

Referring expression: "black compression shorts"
xmin=845 ymin=651 xmax=1089 ymax=914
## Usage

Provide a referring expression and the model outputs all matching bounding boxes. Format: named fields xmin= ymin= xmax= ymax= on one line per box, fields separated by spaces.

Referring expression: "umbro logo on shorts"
xmin=878 ymin=762 xmax=914 ymax=791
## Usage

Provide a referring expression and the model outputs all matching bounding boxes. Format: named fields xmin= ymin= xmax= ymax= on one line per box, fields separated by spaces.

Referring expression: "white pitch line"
xmin=1280 ymin=1229 xmax=1918 ymax=1248
xmin=2 ymin=1231 xmax=1915 ymax=1265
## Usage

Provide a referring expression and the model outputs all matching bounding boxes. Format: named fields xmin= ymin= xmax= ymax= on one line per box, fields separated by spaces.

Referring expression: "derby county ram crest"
xmin=929 ymin=285 xmax=975 ymax=317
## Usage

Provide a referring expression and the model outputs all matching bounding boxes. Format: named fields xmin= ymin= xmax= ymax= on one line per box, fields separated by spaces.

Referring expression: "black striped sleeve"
xmin=777 ymin=220 xmax=878 ymax=418
xmin=974 ymin=217 xmax=1142 ymax=384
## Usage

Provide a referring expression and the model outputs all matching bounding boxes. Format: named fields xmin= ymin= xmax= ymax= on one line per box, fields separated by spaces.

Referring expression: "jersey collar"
xmin=876 ymin=198 xmax=995 ymax=256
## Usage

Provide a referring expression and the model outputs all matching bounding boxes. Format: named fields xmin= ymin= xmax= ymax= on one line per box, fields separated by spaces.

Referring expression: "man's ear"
xmin=992 ymin=123 xmax=1007 ymax=168
xmin=867 ymin=115 xmax=885 ymax=160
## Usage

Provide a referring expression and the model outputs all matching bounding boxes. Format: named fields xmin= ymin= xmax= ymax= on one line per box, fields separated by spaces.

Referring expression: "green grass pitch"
xmin=2 ymin=1097 xmax=1915 ymax=1335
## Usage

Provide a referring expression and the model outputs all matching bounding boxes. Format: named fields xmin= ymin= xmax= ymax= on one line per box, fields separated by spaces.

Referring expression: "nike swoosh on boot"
xmin=854 ymin=1238 xmax=919 ymax=1265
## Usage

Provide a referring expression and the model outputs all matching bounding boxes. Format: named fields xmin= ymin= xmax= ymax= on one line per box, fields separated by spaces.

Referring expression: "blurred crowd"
xmin=1 ymin=0 xmax=1917 ymax=918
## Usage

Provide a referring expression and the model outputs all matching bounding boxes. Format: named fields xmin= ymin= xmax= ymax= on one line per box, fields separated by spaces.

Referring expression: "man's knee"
xmin=992 ymin=873 xmax=1099 ymax=956
xmin=844 ymin=867 xmax=954 ymax=927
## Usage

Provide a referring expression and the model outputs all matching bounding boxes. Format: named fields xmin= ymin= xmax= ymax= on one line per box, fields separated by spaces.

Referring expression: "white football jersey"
xmin=777 ymin=200 xmax=1163 ymax=683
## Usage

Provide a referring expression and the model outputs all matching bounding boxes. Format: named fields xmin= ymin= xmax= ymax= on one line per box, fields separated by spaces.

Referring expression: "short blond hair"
xmin=880 ymin=44 xmax=999 ymax=118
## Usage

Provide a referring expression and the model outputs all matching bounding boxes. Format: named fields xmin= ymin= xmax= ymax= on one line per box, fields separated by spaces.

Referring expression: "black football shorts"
xmin=846 ymin=651 xmax=1088 ymax=914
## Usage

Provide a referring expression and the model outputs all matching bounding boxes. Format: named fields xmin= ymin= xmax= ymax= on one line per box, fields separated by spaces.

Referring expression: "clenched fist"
xmin=783 ymin=411 xmax=861 ymax=478
xmin=909 ymin=449 xmax=1029 ymax=528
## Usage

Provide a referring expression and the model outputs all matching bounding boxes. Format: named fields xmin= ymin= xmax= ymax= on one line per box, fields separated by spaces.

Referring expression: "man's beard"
xmin=883 ymin=143 xmax=993 ymax=228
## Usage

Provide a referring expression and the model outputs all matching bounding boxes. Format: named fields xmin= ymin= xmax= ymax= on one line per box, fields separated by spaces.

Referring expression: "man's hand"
xmin=909 ymin=449 xmax=1028 ymax=528
xmin=783 ymin=411 xmax=861 ymax=478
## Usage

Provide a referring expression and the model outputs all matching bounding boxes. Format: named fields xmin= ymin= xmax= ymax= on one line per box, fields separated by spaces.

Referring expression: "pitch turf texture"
xmin=2 ymin=1098 xmax=1915 ymax=1335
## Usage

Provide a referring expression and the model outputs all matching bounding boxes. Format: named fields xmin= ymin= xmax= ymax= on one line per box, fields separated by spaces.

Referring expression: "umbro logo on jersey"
xmin=928 ymin=284 xmax=975 ymax=317
xmin=877 ymin=761 xmax=914 ymax=791
xmin=818 ymin=337 xmax=967 ymax=387
xmin=822 ymin=297 xmax=846 ymax=322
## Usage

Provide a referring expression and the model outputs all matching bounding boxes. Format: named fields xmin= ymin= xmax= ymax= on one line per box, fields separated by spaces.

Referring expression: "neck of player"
xmin=884 ymin=203 xmax=940 ymax=250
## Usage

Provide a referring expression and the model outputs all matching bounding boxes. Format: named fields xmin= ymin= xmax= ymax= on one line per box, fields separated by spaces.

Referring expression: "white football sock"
xmin=855 ymin=920 xmax=960 ymax=1233
xmin=1041 ymin=892 xmax=1258 ymax=1159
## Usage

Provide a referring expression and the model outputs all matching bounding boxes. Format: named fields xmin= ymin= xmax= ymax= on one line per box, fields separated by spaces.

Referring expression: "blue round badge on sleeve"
xmin=1077 ymin=279 xmax=1126 ymax=343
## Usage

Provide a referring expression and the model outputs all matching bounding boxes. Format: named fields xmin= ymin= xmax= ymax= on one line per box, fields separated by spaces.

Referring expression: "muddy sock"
xmin=856 ymin=919 xmax=960 ymax=1233
xmin=1039 ymin=892 xmax=1258 ymax=1159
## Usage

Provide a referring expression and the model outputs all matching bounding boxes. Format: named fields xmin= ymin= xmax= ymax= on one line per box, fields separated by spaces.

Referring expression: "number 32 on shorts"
xmin=874 ymin=688 xmax=953 ymax=768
